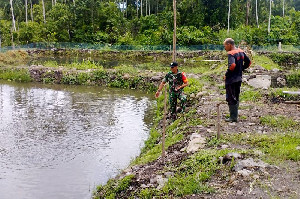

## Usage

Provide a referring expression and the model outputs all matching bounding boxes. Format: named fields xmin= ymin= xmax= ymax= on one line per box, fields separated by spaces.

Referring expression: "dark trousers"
xmin=226 ymin=81 xmax=241 ymax=105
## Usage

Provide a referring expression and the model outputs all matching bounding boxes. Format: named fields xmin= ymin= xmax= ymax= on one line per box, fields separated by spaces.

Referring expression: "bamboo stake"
xmin=173 ymin=0 xmax=177 ymax=62
xmin=162 ymin=87 xmax=167 ymax=161
xmin=217 ymin=103 xmax=221 ymax=139
xmin=162 ymin=0 xmax=176 ymax=162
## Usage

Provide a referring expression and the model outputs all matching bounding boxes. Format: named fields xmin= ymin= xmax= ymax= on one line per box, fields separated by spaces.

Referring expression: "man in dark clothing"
xmin=155 ymin=62 xmax=188 ymax=120
xmin=223 ymin=38 xmax=251 ymax=122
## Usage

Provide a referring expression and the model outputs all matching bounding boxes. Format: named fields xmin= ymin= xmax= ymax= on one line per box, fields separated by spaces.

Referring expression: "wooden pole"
xmin=162 ymin=0 xmax=176 ymax=162
xmin=217 ymin=103 xmax=221 ymax=139
xmin=162 ymin=87 xmax=167 ymax=161
xmin=173 ymin=0 xmax=176 ymax=62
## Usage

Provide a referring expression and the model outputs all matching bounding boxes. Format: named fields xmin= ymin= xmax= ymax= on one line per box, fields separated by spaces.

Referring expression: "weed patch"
xmin=260 ymin=115 xmax=299 ymax=130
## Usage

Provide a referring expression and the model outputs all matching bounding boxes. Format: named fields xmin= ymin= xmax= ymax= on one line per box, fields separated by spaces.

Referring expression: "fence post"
xmin=162 ymin=86 xmax=167 ymax=162
xmin=217 ymin=103 xmax=221 ymax=139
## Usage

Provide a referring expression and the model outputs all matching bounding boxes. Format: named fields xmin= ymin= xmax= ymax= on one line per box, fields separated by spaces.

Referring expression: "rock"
xmin=156 ymin=175 xmax=168 ymax=190
xmin=296 ymin=146 xmax=300 ymax=150
xmin=164 ymin=172 xmax=174 ymax=178
xmin=248 ymin=75 xmax=271 ymax=89
xmin=221 ymin=144 xmax=229 ymax=149
xmin=206 ymin=129 xmax=214 ymax=133
xmin=248 ymin=123 xmax=256 ymax=126
xmin=253 ymin=150 xmax=264 ymax=156
xmin=150 ymin=177 xmax=156 ymax=184
xmin=222 ymin=153 xmax=243 ymax=163
xmin=237 ymin=190 xmax=243 ymax=196
xmin=123 ymin=73 xmax=130 ymax=80
xmin=190 ymin=133 xmax=202 ymax=140
xmin=249 ymin=65 xmax=266 ymax=73
xmin=141 ymin=184 xmax=148 ymax=188
xmin=276 ymin=77 xmax=286 ymax=87
xmin=234 ymin=158 xmax=269 ymax=172
xmin=253 ymin=174 xmax=260 ymax=180
xmin=187 ymin=133 xmax=206 ymax=153
xmin=272 ymin=68 xmax=280 ymax=73
xmin=196 ymin=91 xmax=208 ymax=98
xmin=150 ymin=76 xmax=163 ymax=82
xmin=190 ymin=93 xmax=196 ymax=98
xmin=188 ymin=74 xmax=199 ymax=79
xmin=237 ymin=169 xmax=252 ymax=177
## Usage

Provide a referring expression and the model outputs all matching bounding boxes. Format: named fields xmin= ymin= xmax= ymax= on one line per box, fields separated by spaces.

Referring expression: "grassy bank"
xmin=0 ymin=49 xmax=300 ymax=198
xmin=93 ymin=84 xmax=300 ymax=198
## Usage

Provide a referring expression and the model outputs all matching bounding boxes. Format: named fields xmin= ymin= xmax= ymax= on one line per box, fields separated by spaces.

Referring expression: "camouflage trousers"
xmin=169 ymin=91 xmax=187 ymax=116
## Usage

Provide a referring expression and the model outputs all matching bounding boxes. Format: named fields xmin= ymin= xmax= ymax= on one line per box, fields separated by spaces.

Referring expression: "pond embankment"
xmin=0 ymin=49 xmax=300 ymax=198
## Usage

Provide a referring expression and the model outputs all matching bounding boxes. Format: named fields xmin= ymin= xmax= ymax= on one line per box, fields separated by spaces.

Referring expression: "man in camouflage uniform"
xmin=155 ymin=62 xmax=189 ymax=120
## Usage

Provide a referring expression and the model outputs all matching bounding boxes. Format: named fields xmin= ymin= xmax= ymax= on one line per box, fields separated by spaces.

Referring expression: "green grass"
xmin=160 ymin=149 xmax=243 ymax=197
xmin=286 ymin=70 xmax=300 ymax=88
xmin=0 ymin=50 xmax=29 ymax=67
xmin=114 ymin=65 xmax=138 ymax=75
xmin=184 ymin=78 xmax=204 ymax=95
xmin=0 ymin=69 xmax=32 ymax=82
xmin=133 ymin=148 xmax=245 ymax=198
xmin=226 ymin=132 xmax=300 ymax=162
xmin=269 ymin=87 xmax=300 ymax=101
xmin=95 ymin=174 xmax=135 ymax=199
xmin=260 ymin=115 xmax=299 ymax=130
xmin=132 ymin=117 xmax=185 ymax=165
xmin=43 ymin=60 xmax=104 ymax=70
xmin=253 ymin=55 xmax=281 ymax=70
xmin=132 ymin=108 xmax=203 ymax=166
xmin=240 ymin=88 xmax=263 ymax=102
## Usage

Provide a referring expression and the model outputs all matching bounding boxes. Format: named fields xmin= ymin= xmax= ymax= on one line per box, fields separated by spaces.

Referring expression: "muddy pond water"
xmin=0 ymin=81 xmax=155 ymax=199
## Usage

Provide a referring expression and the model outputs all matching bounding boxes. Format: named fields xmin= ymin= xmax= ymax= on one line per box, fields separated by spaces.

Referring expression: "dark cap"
xmin=170 ymin=62 xmax=178 ymax=67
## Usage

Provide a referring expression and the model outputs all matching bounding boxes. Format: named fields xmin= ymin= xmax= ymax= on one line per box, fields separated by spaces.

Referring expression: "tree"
xmin=136 ymin=0 xmax=139 ymax=17
xmin=256 ymin=0 xmax=259 ymax=28
xmin=10 ymin=0 xmax=17 ymax=31
xmin=41 ymin=0 xmax=46 ymax=23
xmin=141 ymin=0 xmax=142 ymax=16
xmin=25 ymin=0 xmax=28 ymax=23
xmin=246 ymin=0 xmax=250 ymax=26
xmin=30 ymin=0 xmax=33 ymax=21
xmin=268 ymin=0 xmax=272 ymax=33
xmin=283 ymin=0 xmax=285 ymax=17
xmin=227 ymin=0 xmax=231 ymax=34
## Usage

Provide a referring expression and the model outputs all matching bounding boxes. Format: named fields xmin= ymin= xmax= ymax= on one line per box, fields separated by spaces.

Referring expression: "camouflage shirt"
xmin=163 ymin=70 xmax=188 ymax=93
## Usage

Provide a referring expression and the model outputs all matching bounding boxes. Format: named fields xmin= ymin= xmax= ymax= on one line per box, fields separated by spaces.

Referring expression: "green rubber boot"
xmin=225 ymin=104 xmax=238 ymax=122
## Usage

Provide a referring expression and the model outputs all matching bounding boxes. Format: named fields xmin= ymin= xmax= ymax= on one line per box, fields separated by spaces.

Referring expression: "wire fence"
xmin=0 ymin=42 xmax=299 ymax=53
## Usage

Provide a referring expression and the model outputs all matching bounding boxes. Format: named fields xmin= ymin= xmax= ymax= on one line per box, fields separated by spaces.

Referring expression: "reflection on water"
xmin=0 ymin=81 xmax=154 ymax=199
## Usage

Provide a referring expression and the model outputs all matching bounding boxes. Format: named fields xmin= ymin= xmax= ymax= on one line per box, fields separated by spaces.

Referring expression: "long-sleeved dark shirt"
xmin=225 ymin=48 xmax=251 ymax=85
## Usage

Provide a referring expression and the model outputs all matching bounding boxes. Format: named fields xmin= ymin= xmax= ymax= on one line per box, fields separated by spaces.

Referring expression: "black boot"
xmin=225 ymin=104 xmax=238 ymax=122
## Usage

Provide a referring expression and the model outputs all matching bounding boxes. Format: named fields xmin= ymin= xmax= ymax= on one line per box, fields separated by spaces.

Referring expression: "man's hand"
xmin=223 ymin=75 xmax=226 ymax=80
xmin=155 ymin=90 xmax=161 ymax=98
xmin=175 ymin=86 xmax=181 ymax=91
